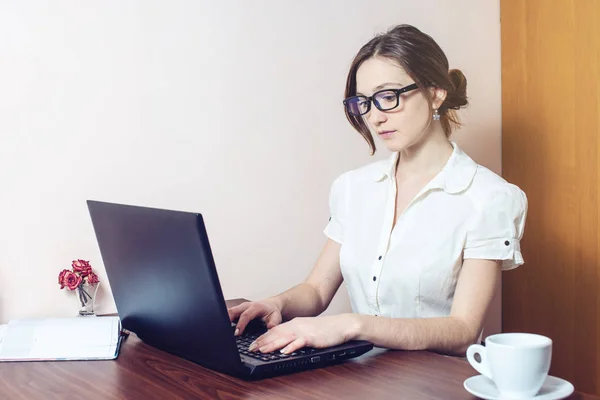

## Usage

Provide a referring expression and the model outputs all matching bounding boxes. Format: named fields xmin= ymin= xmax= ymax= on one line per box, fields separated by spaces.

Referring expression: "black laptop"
xmin=86 ymin=200 xmax=373 ymax=379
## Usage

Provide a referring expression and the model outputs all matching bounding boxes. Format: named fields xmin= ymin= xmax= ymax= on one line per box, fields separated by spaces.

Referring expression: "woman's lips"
xmin=378 ymin=130 xmax=396 ymax=139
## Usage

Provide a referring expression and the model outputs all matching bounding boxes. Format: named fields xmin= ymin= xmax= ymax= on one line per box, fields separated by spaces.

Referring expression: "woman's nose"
xmin=367 ymin=106 xmax=388 ymax=126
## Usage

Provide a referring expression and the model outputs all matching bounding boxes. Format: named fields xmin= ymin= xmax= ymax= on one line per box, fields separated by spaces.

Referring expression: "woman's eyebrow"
xmin=373 ymin=82 xmax=404 ymax=91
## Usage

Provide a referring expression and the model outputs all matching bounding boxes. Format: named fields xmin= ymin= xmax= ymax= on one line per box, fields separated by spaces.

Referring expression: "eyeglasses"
xmin=343 ymin=83 xmax=419 ymax=116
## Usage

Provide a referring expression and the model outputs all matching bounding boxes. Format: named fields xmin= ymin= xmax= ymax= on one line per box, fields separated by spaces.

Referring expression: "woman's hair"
xmin=344 ymin=24 xmax=468 ymax=154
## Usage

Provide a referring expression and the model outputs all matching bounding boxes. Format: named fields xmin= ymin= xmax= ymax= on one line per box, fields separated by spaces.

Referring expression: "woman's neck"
xmin=395 ymin=129 xmax=453 ymax=179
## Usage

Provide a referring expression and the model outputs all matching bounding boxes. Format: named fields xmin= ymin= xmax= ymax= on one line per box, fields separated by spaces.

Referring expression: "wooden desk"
xmin=0 ymin=300 xmax=596 ymax=400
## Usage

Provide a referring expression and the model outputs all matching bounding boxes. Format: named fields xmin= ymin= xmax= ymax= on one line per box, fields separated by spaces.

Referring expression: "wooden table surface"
xmin=0 ymin=300 xmax=596 ymax=400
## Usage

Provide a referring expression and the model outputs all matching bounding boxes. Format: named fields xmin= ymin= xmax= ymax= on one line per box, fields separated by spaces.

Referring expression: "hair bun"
xmin=443 ymin=69 xmax=468 ymax=110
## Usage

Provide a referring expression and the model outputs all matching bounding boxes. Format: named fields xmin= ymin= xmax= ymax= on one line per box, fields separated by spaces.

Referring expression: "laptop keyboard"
xmin=236 ymin=332 xmax=318 ymax=362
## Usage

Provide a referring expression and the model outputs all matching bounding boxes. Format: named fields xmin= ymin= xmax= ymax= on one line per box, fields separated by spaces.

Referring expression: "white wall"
xmin=0 ymin=1 xmax=502 ymax=334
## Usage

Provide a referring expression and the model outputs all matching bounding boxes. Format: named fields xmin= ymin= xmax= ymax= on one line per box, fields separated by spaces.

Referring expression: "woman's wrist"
xmin=265 ymin=295 xmax=285 ymax=315
xmin=341 ymin=313 xmax=364 ymax=341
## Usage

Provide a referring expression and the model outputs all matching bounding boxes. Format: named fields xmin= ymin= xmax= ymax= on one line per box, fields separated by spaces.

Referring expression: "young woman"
xmin=228 ymin=24 xmax=527 ymax=357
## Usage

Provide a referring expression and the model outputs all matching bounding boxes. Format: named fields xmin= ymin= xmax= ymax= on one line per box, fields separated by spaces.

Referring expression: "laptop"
xmin=86 ymin=200 xmax=373 ymax=379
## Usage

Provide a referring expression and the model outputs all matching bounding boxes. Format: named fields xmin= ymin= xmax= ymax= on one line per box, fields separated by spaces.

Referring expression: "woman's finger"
xmin=258 ymin=335 xmax=296 ymax=353
xmin=280 ymin=336 xmax=308 ymax=355
xmin=264 ymin=312 xmax=282 ymax=328
xmin=227 ymin=302 xmax=251 ymax=322
xmin=249 ymin=328 xmax=279 ymax=351
xmin=235 ymin=307 xmax=262 ymax=336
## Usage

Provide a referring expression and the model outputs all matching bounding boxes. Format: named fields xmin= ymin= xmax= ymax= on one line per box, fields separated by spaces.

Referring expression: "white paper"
xmin=0 ymin=316 xmax=121 ymax=361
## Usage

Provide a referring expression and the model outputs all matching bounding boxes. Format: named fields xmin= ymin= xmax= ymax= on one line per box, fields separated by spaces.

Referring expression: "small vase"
xmin=76 ymin=282 xmax=99 ymax=316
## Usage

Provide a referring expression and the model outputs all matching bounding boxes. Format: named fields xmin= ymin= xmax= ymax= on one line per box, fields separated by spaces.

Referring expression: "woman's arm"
xmin=250 ymin=259 xmax=501 ymax=356
xmin=229 ymin=239 xmax=343 ymax=334
xmin=350 ymin=259 xmax=501 ymax=355
xmin=272 ymin=239 xmax=344 ymax=319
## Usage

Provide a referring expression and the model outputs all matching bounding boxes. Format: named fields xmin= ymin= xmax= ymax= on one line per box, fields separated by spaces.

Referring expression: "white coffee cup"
xmin=466 ymin=333 xmax=552 ymax=399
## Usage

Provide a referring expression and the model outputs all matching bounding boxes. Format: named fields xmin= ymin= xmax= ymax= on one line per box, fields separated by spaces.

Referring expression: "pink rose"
xmin=86 ymin=272 xmax=100 ymax=285
xmin=72 ymin=259 xmax=92 ymax=277
xmin=63 ymin=271 xmax=83 ymax=291
xmin=58 ymin=269 xmax=70 ymax=289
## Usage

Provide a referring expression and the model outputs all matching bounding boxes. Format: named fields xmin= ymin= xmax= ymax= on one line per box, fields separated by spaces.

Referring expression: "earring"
xmin=433 ymin=109 xmax=440 ymax=121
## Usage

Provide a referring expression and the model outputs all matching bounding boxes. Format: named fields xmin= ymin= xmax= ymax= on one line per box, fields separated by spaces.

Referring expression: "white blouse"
xmin=324 ymin=142 xmax=528 ymax=318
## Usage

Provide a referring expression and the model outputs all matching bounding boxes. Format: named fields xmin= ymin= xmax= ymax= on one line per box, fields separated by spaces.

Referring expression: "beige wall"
xmin=0 ymin=1 xmax=502 ymax=335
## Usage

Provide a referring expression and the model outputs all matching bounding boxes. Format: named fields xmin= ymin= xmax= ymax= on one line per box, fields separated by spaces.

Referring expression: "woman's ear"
xmin=430 ymin=87 xmax=447 ymax=109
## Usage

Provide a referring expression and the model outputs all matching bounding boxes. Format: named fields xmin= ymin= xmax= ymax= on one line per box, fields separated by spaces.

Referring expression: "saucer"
xmin=464 ymin=375 xmax=574 ymax=400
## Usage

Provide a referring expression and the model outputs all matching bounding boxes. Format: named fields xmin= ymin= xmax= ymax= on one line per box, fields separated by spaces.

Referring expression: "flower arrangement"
xmin=58 ymin=259 xmax=100 ymax=315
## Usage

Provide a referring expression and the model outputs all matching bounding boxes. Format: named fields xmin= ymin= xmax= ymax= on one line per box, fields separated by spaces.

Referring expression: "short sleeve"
xmin=463 ymin=185 xmax=528 ymax=270
xmin=323 ymin=173 xmax=348 ymax=244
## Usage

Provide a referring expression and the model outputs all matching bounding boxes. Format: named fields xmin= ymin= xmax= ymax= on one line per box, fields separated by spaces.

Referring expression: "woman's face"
xmin=355 ymin=57 xmax=435 ymax=153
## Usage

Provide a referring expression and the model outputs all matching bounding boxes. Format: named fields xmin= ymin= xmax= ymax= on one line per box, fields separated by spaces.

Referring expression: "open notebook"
xmin=0 ymin=316 xmax=123 ymax=361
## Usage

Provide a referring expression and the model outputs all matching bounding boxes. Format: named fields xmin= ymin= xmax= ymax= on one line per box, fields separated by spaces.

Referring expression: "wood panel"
xmin=501 ymin=0 xmax=600 ymax=396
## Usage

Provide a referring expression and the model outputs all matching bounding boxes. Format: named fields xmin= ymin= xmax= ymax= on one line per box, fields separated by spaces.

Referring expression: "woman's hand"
xmin=228 ymin=299 xmax=283 ymax=336
xmin=248 ymin=314 xmax=360 ymax=354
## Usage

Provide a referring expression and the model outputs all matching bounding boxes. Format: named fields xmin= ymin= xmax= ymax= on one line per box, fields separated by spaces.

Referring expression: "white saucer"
xmin=464 ymin=375 xmax=574 ymax=400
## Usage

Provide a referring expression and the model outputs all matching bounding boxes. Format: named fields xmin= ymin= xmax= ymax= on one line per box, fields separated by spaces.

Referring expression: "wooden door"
xmin=501 ymin=0 xmax=600 ymax=395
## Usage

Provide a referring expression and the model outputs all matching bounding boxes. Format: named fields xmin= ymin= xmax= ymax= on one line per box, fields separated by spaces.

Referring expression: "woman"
xmin=228 ymin=24 xmax=527 ymax=356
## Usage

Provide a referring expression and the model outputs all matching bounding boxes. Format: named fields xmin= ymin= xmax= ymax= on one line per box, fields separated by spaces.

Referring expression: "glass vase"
xmin=76 ymin=282 xmax=100 ymax=316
